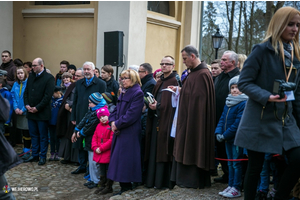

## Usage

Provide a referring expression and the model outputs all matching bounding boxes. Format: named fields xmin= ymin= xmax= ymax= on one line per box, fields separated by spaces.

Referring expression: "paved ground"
xmin=6 ymin=144 xmax=244 ymax=200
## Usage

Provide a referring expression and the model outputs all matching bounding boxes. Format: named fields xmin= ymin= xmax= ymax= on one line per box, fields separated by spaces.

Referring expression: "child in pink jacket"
xmin=91 ymin=106 xmax=114 ymax=195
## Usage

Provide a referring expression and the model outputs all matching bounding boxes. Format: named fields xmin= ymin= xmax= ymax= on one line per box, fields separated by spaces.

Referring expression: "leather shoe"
xmin=84 ymin=181 xmax=93 ymax=186
xmin=24 ymin=156 xmax=39 ymax=163
xmin=60 ymin=160 xmax=71 ymax=164
xmin=87 ymin=182 xmax=98 ymax=189
xmin=71 ymin=167 xmax=86 ymax=174
xmin=38 ymin=158 xmax=46 ymax=165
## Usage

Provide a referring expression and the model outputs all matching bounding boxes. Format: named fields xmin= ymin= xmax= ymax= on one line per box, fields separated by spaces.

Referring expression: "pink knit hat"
xmin=153 ymin=69 xmax=162 ymax=78
xmin=96 ymin=106 xmax=110 ymax=119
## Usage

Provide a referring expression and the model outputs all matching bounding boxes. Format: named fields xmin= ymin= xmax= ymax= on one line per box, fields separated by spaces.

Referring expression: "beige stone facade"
xmin=1 ymin=1 xmax=203 ymax=76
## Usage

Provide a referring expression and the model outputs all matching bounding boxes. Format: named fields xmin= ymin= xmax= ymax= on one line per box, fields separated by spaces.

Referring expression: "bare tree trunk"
xmin=235 ymin=1 xmax=243 ymax=53
xmin=243 ymin=2 xmax=249 ymax=55
xmin=249 ymin=1 xmax=255 ymax=52
xmin=265 ymin=1 xmax=274 ymax=31
xmin=265 ymin=1 xmax=284 ymax=30
xmin=226 ymin=1 xmax=235 ymax=50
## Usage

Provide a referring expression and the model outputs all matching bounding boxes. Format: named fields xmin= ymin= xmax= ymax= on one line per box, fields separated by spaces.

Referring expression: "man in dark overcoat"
xmin=170 ymin=45 xmax=216 ymax=189
xmin=139 ymin=63 xmax=156 ymax=96
xmin=23 ymin=57 xmax=55 ymax=165
xmin=214 ymin=50 xmax=240 ymax=183
xmin=71 ymin=61 xmax=106 ymax=174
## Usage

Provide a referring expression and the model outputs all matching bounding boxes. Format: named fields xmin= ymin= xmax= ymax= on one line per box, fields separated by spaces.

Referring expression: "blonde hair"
xmin=238 ymin=54 xmax=247 ymax=70
xmin=262 ymin=6 xmax=300 ymax=61
xmin=120 ymin=69 xmax=141 ymax=87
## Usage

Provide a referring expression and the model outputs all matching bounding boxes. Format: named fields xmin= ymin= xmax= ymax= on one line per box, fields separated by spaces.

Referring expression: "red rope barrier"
xmin=18 ymin=149 xmax=32 ymax=157
xmin=215 ymin=154 xmax=280 ymax=161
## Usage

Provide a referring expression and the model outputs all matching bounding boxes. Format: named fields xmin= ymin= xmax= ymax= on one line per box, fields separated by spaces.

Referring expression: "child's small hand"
xmin=96 ymin=147 xmax=101 ymax=154
xmin=15 ymin=108 xmax=20 ymax=115
xmin=216 ymin=134 xmax=225 ymax=142
xmin=77 ymin=132 xmax=80 ymax=138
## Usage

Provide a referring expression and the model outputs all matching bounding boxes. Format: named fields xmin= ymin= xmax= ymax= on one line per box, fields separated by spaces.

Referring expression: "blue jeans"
xmin=257 ymin=153 xmax=272 ymax=193
xmin=28 ymin=119 xmax=48 ymax=158
xmin=225 ymin=142 xmax=243 ymax=190
xmin=48 ymin=125 xmax=60 ymax=153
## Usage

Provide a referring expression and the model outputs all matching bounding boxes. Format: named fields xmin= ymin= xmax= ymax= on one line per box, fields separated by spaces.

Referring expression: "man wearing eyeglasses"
xmin=23 ymin=57 xmax=55 ymax=166
xmin=0 ymin=50 xmax=16 ymax=87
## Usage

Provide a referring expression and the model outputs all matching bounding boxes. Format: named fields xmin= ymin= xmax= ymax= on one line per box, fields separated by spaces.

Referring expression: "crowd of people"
xmin=2 ymin=6 xmax=300 ymax=200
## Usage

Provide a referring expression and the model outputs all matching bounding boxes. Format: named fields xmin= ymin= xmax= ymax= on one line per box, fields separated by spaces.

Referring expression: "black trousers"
xmin=244 ymin=147 xmax=300 ymax=200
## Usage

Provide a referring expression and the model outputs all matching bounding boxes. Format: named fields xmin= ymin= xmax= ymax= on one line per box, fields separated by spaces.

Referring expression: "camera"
xmin=273 ymin=79 xmax=296 ymax=99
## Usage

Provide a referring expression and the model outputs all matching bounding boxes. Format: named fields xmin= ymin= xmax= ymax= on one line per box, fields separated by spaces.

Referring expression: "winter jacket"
xmin=215 ymin=100 xmax=246 ymax=143
xmin=104 ymin=75 xmax=119 ymax=105
xmin=71 ymin=76 xmax=106 ymax=150
xmin=74 ymin=103 xmax=105 ymax=151
xmin=0 ymin=59 xmax=16 ymax=87
xmin=235 ymin=39 xmax=300 ymax=154
xmin=0 ymin=94 xmax=22 ymax=176
xmin=0 ymin=87 xmax=13 ymax=124
xmin=91 ymin=122 xmax=113 ymax=164
xmin=49 ymin=96 xmax=64 ymax=125
xmin=24 ymin=69 xmax=55 ymax=121
xmin=11 ymin=79 xmax=28 ymax=115
xmin=141 ymin=74 xmax=156 ymax=97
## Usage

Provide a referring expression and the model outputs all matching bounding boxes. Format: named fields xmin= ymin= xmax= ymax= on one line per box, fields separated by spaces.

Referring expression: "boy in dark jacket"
xmin=72 ymin=92 xmax=107 ymax=189
xmin=215 ymin=75 xmax=248 ymax=198
xmin=48 ymin=86 xmax=64 ymax=161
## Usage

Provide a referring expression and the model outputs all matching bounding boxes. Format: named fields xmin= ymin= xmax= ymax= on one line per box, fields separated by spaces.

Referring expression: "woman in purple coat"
xmin=108 ymin=69 xmax=144 ymax=195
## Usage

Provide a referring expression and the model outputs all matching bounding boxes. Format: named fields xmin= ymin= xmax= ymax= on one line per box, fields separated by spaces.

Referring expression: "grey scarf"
xmin=226 ymin=94 xmax=248 ymax=108
xmin=282 ymin=42 xmax=300 ymax=70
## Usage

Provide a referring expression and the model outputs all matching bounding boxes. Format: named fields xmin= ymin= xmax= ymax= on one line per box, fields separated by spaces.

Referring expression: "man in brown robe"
xmin=144 ymin=56 xmax=180 ymax=189
xmin=170 ymin=45 xmax=216 ymax=189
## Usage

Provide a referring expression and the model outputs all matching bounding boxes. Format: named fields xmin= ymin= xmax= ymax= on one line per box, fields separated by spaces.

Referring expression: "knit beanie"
xmin=97 ymin=106 xmax=110 ymax=119
xmin=153 ymin=69 xmax=162 ymax=78
xmin=67 ymin=64 xmax=77 ymax=71
xmin=89 ymin=92 xmax=103 ymax=105
xmin=54 ymin=86 xmax=62 ymax=92
xmin=102 ymin=92 xmax=114 ymax=104
xmin=0 ymin=69 xmax=7 ymax=76
xmin=228 ymin=75 xmax=240 ymax=90
xmin=62 ymin=72 xmax=73 ymax=79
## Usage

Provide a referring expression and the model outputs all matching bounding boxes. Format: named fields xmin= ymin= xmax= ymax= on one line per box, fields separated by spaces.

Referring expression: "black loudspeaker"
xmin=104 ymin=31 xmax=124 ymax=66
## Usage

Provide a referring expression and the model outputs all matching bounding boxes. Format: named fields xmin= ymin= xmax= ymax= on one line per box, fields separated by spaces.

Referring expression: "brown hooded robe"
xmin=171 ymin=62 xmax=216 ymax=189
xmin=144 ymin=72 xmax=179 ymax=189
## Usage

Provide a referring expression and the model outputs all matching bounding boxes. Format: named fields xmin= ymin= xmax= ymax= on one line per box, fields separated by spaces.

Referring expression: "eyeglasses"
xmin=138 ymin=70 xmax=145 ymax=73
xmin=120 ymin=77 xmax=130 ymax=81
xmin=32 ymin=65 xmax=40 ymax=67
xmin=160 ymin=63 xmax=173 ymax=66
